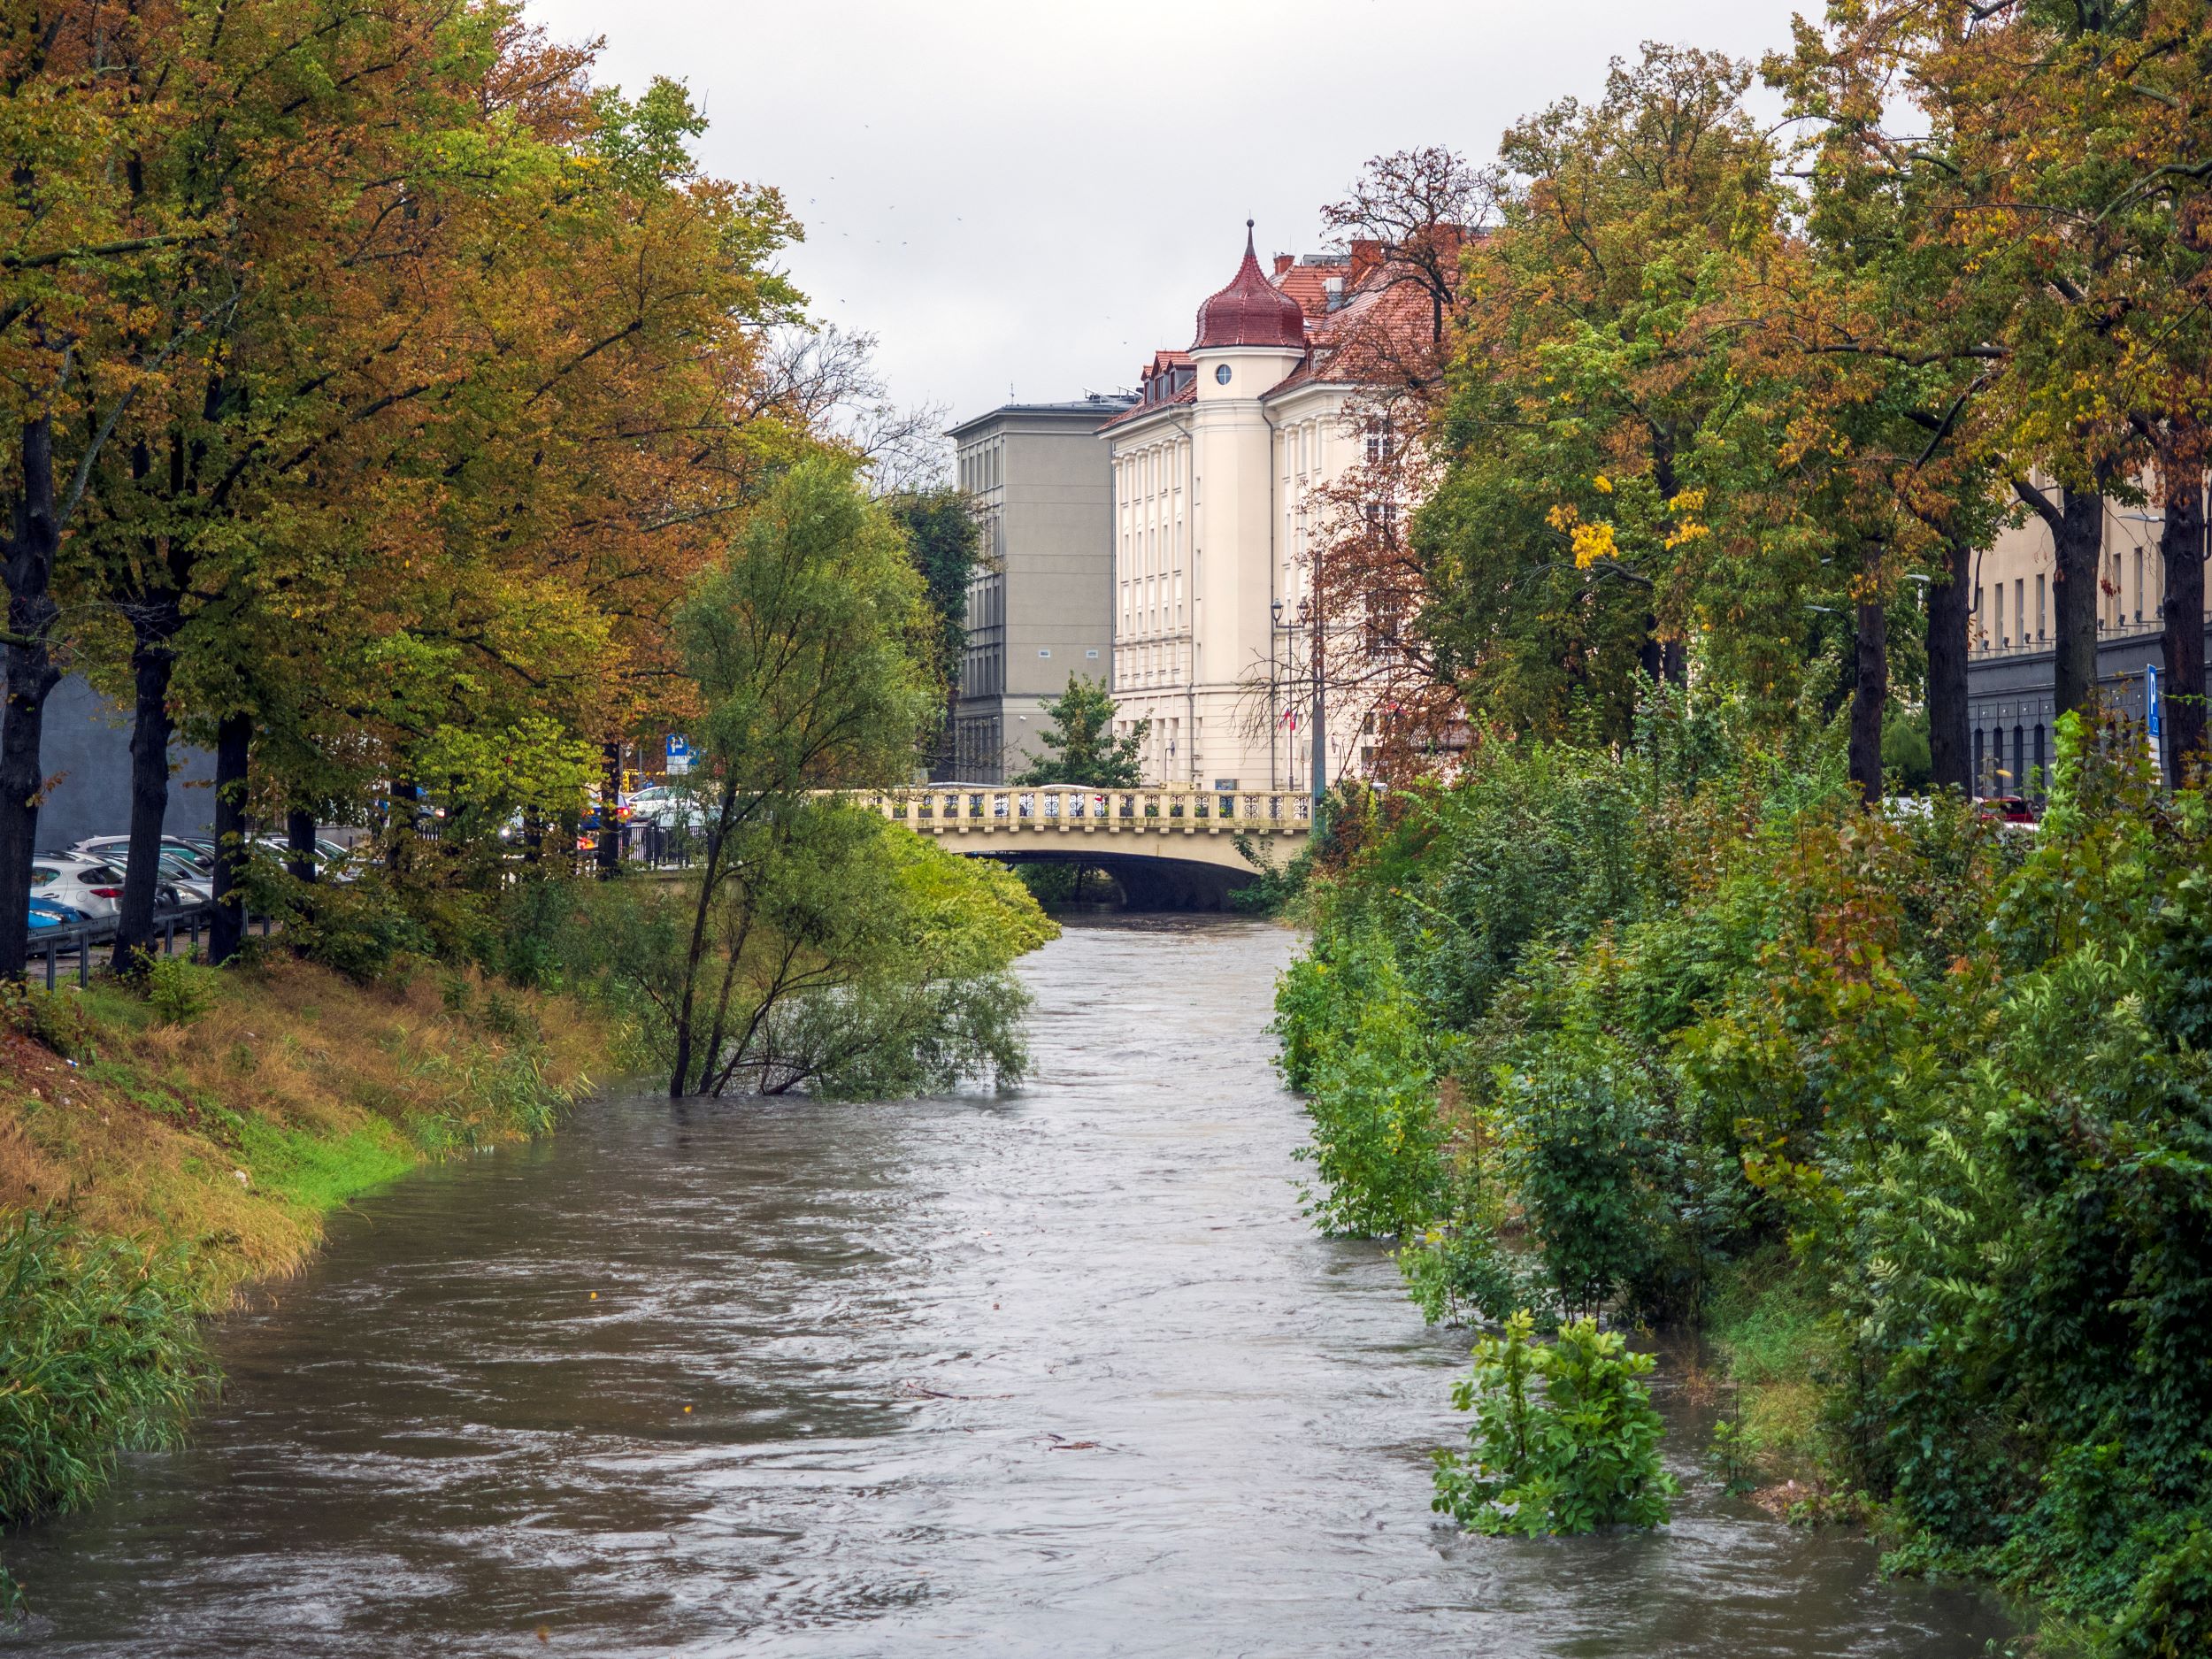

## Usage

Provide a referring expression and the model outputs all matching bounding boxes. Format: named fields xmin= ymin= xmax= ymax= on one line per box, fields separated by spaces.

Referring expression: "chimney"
xmin=1348 ymin=239 xmax=1383 ymax=288
xmin=1272 ymin=253 xmax=1294 ymax=278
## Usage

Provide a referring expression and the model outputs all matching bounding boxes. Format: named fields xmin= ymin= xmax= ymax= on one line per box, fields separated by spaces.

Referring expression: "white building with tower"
xmin=1100 ymin=224 xmax=1419 ymax=790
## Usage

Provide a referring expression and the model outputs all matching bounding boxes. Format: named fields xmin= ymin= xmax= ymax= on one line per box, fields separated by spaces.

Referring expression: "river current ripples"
xmin=1 ymin=916 xmax=2010 ymax=1656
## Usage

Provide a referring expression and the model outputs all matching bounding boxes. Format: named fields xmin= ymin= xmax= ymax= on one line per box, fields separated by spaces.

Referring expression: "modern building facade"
xmin=1965 ymin=482 xmax=2210 ymax=793
xmin=946 ymin=396 xmax=1130 ymax=782
xmin=1100 ymin=226 xmax=1426 ymax=790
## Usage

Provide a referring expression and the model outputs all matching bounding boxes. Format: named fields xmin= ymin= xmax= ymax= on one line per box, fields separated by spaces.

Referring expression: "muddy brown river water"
xmin=1 ymin=916 xmax=2010 ymax=1655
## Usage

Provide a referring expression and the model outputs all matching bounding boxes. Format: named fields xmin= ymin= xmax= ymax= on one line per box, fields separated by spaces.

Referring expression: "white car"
xmin=625 ymin=785 xmax=702 ymax=831
xmin=30 ymin=859 xmax=128 ymax=936
xmin=65 ymin=839 xmax=209 ymax=906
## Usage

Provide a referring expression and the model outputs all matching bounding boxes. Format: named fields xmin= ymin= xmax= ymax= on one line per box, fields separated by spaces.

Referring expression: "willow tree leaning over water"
xmin=649 ymin=459 xmax=1048 ymax=1097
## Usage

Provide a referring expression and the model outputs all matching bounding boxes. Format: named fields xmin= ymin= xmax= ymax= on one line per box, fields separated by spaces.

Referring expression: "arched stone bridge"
xmin=855 ymin=784 xmax=1312 ymax=909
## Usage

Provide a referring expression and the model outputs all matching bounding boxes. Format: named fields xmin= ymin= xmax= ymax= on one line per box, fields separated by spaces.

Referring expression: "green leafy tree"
xmin=664 ymin=458 xmax=938 ymax=1096
xmin=883 ymin=487 xmax=982 ymax=773
xmin=1010 ymin=674 xmax=1148 ymax=787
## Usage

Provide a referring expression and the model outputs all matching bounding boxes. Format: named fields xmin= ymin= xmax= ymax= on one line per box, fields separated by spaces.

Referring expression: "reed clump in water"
xmin=0 ymin=1211 xmax=214 ymax=1525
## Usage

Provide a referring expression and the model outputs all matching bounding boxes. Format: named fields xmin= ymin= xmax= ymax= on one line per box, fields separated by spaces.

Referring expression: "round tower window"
xmin=1215 ymin=364 xmax=1233 ymax=385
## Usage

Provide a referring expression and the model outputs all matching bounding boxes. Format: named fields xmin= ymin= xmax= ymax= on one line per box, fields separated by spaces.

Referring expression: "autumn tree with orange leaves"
xmin=0 ymin=1 xmax=948 ymax=984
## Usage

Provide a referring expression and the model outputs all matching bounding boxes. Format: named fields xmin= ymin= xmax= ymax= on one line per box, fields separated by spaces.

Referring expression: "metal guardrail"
xmin=856 ymin=784 xmax=1315 ymax=834
xmin=28 ymin=903 xmax=273 ymax=989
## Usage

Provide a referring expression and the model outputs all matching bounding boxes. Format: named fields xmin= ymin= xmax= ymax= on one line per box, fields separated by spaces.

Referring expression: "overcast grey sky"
xmin=528 ymin=0 xmax=1795 ymax=442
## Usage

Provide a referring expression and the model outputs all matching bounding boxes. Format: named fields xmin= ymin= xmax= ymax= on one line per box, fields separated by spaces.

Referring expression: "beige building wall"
xmin=1969 ymin=480 xmax=2202 ymax=660
xmin=1106 ymin=346 xmax=1372 ymax=791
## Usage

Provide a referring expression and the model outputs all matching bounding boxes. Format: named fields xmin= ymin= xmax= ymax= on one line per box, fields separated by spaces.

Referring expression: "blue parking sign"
xmin=666 ymin=734 xmax=694 ymax=773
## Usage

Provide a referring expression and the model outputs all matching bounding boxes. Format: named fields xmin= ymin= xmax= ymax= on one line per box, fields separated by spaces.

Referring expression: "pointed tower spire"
xmin=1193 ymin=222 xmax=1307 ymax=350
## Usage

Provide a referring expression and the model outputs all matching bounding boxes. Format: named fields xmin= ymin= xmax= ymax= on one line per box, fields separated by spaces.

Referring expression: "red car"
xmin=1978 ymin=795 xmax=2038 ymax=826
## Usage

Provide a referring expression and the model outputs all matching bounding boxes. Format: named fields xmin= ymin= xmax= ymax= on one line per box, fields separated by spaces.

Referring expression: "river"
xmin=2 ymin=916 xmax=2008 ymax=1656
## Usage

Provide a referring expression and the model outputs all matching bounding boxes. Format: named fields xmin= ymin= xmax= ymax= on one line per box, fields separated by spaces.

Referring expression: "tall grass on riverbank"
xmin=0 ymin=955 xmax=626 ymax=1539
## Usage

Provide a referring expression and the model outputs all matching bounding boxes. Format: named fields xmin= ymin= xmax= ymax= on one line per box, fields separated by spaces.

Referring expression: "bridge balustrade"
xmin=851 ymin=784 xmax=1311 ymax=837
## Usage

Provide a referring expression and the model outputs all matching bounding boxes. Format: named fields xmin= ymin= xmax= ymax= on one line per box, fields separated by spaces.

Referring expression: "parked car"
xmin=72 ymin=835 xmax=216 ymax=879
xmin=29 ymin=859 xmax=127 ymax=938
xmin=1978 ymin=795 xmax=2039 ymax=828
xmin=27 ymin=897 xmax=88 ymax=933
xmin=66 ymin=839 xmax=209 ymax=905
xmin=251 ymin=833 xmax=359 ymax=881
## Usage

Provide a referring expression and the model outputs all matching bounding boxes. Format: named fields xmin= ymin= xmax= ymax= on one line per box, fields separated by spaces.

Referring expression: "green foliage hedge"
xmin=1277 ymin=703 xmax=2212 ymax=1648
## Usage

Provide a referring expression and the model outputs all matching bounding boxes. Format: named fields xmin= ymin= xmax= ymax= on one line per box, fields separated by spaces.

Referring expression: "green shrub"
xmin=1432 ymin=1310 xmax=1675 ymax=1535
xmin=1706 ymin=1414 xmax=1764 ymax=1497
xmin=1277 ymin=937 xmax=1450 ymax=1236
xmin=0 ymin=982 xmax=96 ymax=1063
xmin=0 ymin=1212 xmax=216 ymax=1524
xmin=1398 ymin=1225 xmax=1552 ymax=1327
xmin=144 ymin=956 xmax=218 ymax=1026
xmin=267 ymin=871 xmax=434 ymax=986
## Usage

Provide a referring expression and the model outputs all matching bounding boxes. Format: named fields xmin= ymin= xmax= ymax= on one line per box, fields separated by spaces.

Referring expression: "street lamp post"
xmin=1306 ymin=597 xmax=1326 ymax=834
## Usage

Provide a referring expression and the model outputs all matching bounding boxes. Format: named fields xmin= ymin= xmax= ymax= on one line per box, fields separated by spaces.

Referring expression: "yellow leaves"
xmin=1550 ymin=501 xmax=1618 ymax=567
xmin=1664 ymin=488 xmax=1709 ymax=551
xmin=1593 ymin=474 xmax=1613 ymax=494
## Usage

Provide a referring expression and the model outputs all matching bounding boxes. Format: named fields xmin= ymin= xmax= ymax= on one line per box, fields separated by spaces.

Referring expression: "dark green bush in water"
xmin=1277 ymin=701 xmax=2212 ymax=1647
xmin=1432 ymin=1311 xmax=1674 ymax=1535
xmin=0 ymin=1212 xmax=216 ymax=1525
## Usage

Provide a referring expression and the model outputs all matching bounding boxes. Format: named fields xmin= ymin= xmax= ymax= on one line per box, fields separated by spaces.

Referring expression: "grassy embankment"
xmin=0 ymin=956 xmax=627 ymax=1564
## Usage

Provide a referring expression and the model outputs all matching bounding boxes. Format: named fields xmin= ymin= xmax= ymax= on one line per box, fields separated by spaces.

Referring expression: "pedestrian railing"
xmin=28 ymin=903 xmax=273 ymax=989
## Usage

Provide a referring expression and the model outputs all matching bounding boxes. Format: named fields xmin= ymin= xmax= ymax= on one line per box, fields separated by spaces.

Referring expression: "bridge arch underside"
xmin=966 ymin=847 xmax=1255 ymax=911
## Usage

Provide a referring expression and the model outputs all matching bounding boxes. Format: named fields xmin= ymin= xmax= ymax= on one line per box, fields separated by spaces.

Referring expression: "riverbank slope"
xmin=0 ymin=956 xmax=628 ymax=1540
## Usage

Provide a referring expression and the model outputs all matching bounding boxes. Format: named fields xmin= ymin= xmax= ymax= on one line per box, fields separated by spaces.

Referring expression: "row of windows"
xmin=1121 ymin=573 xmax=1186 ymax=642
xmin=1975 ymin=537 xmax=2171 ymax=651
xmin=956 ymin=442 xmax=1003 ymax=495
xmin=1117 ymin=437 xmax=1188 ymax=644
xmin=1115 ymin=641 xmax=1187 ymax=687
xmin=960 ymin=644 xmax=1005 ymax=698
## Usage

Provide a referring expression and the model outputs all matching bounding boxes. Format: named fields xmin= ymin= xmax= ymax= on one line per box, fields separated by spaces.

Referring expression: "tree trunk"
xmin=2052 ymin=488 xmax=2104 ymax=721
xmin=388 ymin=778 xmax=418 ymax=876
xmin=111 ymin=596 xmax=180 ymax=974
xmin=1851 ymin=586 xmax=1888 ymax=806
xmin=209 ymin=712 xmax=251 ymax=966
xmin=2160 ymin=462 xmax=2207 ymax=783
xmin=1926 ymin=531 xmax=1973 ymax=794
xmin=595 ymin=741 xmax=621 ymax=879
xmin=286 ymin=803 xmax=317 ymax=886
xmin=2016 ymin=478 xmax=2105 ymax=726
xmin=0 ymin=415 xmax=64 ymax=981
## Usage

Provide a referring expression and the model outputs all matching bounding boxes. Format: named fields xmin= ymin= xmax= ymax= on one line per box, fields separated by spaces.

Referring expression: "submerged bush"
xmin=0 ymin=1212 xmax=216 ymax=1524
xmin=1398 ymin=1225 xmax=1551 ymax=1328
xmin=1432 ymin=1311 xmax=1674 ymax=1536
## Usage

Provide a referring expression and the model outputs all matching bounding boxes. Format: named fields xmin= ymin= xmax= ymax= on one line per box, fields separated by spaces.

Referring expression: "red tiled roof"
xmin=1099 ymin=379 xmax=1195 ymax=431
xmin=1111 ymin=225 xmax=1484 ymax=413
